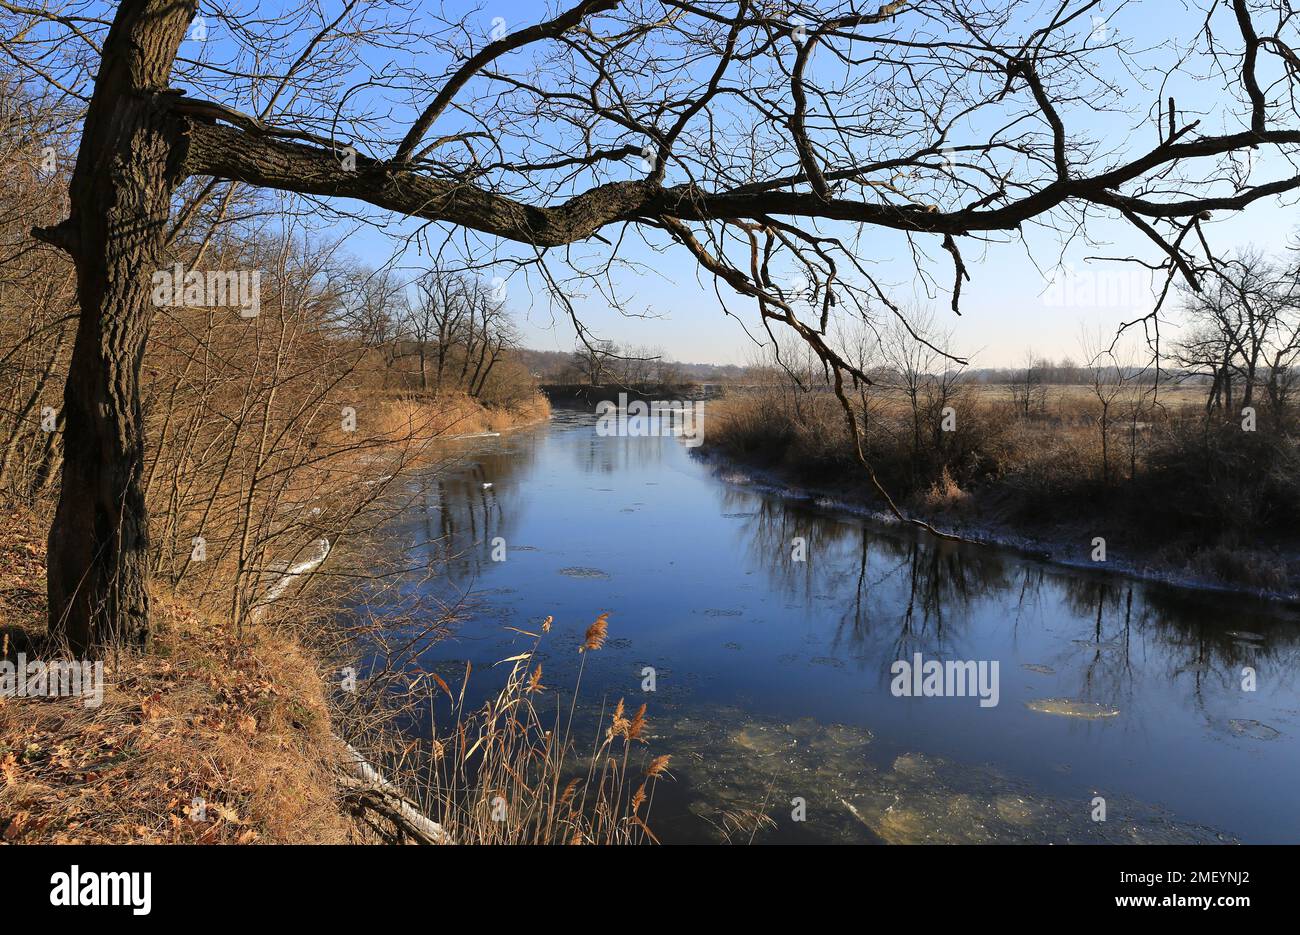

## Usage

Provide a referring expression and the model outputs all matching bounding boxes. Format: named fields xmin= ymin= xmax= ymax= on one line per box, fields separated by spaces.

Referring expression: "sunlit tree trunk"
xmin=36 ymin=0 xmax=195 ymax=651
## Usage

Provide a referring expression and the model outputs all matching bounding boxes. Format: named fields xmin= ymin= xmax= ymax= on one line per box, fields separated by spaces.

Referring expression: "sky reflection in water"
xmin=368 ymin=407 xmax=1300 ymax=844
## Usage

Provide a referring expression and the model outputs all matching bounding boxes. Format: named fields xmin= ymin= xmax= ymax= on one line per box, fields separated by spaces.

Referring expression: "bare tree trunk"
xmin=36 ymin=0 xmax=195 ymax=651
xmin=0 ymin=324 xmax=66 ymax=490
xmin=468 ymin=331 xmax=491 ymax=397
xmin=1099 ymin=403 xmax=1110 ymax=484
xmin=1206 ymin=369 xmax=1222 ymax=413
xmin=473 ymin=340 xmax=503 ymax=397
xmin=33 ymin=410 xmax=64 ymax=493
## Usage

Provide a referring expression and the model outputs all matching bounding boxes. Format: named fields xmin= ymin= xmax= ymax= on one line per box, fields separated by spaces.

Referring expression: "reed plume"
xmin=525 ymin=664 xmax=545 ymax=694
xmin=609 ymin=697 xmax=629 ymax=739
xmin=580 ymin=612 xmax=609 ymax=652
xmin=628 ymin=704 xmax=647 ymax=742
xmin=409 ymin=610 xmax=665 ymax=844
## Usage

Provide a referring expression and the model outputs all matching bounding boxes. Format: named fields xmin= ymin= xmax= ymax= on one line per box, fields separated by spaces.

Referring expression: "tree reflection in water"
xmin=353 ymin=411 xmax=1300 ymax=842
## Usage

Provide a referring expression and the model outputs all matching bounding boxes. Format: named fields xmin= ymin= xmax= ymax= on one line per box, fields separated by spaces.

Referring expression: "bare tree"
xmin=0 ymin=77 xmax=76 ymax=495
xmin=5 ymin=0 xmax=1300 ymax=647
xmin=1175 ymin=250 xmax=1296 ymax=417
xmin=1008 ymin=349 xmax=1048 ymax=417
xmin=881 ymin=308 xmax=962 ymax=480
xmin=569 ymin=339 xmax=619 ymax=386
xmin=1081 ymin=328 xmax=1134 ymax=484
xmin=405 ymin=270 xmax=469 ymax=394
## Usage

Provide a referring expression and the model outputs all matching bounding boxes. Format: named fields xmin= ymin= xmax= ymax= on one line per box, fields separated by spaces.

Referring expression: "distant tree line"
xmin=366 ymin=267 xmax=522 ymax=400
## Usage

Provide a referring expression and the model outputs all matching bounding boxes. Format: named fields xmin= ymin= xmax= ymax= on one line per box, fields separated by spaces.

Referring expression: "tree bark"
xmin=36 ymin=0 xmax=195 ymax=652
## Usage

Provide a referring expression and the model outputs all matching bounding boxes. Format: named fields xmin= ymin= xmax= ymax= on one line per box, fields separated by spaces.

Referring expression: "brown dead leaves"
xmin=0 ymin=592 xmax=349 ymax=844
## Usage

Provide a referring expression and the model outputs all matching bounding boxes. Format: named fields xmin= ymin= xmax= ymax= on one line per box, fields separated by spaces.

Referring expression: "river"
xmin=364 ymin=405 xmax=1300 ymax=844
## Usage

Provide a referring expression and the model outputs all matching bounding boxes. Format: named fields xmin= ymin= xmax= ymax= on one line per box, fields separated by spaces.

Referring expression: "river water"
xmin=369 ymin=405 xmax=1300 ymax=844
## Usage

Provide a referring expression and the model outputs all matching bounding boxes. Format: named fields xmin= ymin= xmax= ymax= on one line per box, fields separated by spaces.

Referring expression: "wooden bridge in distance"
xmin=538 ymin=382 xmax=760 ymax=402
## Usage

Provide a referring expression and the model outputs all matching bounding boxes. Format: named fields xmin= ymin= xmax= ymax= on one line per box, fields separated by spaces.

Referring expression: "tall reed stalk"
xmin=410 ymin=613 xmax=670 ymax=844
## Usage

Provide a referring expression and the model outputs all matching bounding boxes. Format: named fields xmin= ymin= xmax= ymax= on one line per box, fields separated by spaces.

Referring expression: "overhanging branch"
xmin=181 ymin=113 xmax=1300 ymax=257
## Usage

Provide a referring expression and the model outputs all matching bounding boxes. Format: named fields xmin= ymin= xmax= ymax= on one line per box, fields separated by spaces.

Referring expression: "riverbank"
xmin=372 ymin=390 xmax=551 ymax=442
xmin=365 ymin=402 xmax=1300 ymax=843
xmin=0 ymin=392 xmax=552 ymax=845
xmin=701 ymin=393 xmax=1300 ymax=600
xmin=0 ymin=501 xmax=360 ymax=843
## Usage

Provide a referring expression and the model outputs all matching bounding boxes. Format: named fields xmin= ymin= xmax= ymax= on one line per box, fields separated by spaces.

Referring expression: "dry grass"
xmin=1179 ymin=543 xmax=1291 ymax=592
xmin=368 ymin=612 xmax=670 ymax=845
xmin=918 ymin=466 xmax=971 ymax=514
xmin=0 ymin=502 xmax=357 ymax=844
xmin=368 ymin=391 xmax=550 ymax=443
xmin=707 ymin=383 xmax=1300 ymax=590
xmin=0 ymin=378 xmax=555 ymax=845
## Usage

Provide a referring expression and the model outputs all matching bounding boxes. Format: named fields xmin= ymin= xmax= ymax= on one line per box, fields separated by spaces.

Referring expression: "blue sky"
xmin=174 ymin=0 xmax=1300 ymax=368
